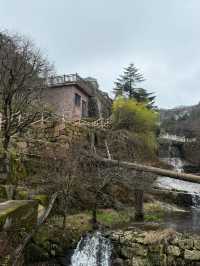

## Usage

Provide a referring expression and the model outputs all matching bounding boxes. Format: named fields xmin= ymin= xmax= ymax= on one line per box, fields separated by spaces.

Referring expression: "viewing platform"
xmin=47 ymin=73 xmax=94 ymax=96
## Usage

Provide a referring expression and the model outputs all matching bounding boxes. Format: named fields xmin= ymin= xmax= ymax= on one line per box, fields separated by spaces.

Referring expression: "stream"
xmin=155 ymin=157 xmax=200 ymax=233
xmin=69 ymin=156 xmax=200 ymax=265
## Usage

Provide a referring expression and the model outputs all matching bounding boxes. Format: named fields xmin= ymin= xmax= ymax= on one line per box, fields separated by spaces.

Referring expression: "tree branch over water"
xmin=93 ymin=154 xmax=200 ymax=184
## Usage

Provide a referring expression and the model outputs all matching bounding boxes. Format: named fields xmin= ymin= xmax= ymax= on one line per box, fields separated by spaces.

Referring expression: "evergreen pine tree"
xmin=114 ymin=63 xmax=144 ymax=98
xmin=134 ymin=88 xmax=156 ymax=109
xmin=113 ymin=63 xmax=156 ymax=109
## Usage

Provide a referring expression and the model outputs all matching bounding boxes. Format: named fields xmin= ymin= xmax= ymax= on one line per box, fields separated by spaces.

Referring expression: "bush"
xmin=112 ymin=97 xmax=158 ymax=132
xmin=112 ymin=97 xmax=158 ymax=157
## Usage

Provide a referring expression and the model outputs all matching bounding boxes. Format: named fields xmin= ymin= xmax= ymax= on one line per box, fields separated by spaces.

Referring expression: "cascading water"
xmin=70 ymin=232 xmax=112 ymax=266
xmin=156 ymin=157 xmax=200 ymax=208
xmin=154 ymin=154 xmax=200 ymax=233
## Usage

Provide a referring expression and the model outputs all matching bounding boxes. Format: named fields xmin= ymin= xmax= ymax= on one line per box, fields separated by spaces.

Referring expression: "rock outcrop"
xmin=109 ymin=228 xmax=200 ymax=265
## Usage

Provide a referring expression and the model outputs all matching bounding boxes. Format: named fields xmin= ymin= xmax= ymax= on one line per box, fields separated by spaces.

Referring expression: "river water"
xmin=69 ymin=156 xmax=200 ymax=265
xmin=156 ymin=157 xmax=200 ymax=207
xmin=155 ymin=157 xmax=200 ymax=233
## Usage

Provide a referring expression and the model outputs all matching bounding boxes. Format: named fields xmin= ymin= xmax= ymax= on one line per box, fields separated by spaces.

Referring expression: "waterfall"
xmin=71 ymin=232 xmax=112 ymax=266
xmin=164 ymin=157 xmax=183 ymax=173
xmin=156 ymin=157 xmax=200 ymax=208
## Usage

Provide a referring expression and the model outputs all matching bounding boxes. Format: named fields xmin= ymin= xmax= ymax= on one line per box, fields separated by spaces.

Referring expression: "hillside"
xmin=160 ymin=102 xmax=200 ymax=137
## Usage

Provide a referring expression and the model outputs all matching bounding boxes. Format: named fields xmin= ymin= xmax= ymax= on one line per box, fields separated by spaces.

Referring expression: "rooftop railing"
xmin=47 ymin=73 xmax=93 ymax=96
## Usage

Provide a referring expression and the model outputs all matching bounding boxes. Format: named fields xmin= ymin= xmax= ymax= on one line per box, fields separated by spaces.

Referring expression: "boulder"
xmin=184 ymin=249 xmax=200 ymax=260
xmin=167 ymin=245 xmax=181 ymax=256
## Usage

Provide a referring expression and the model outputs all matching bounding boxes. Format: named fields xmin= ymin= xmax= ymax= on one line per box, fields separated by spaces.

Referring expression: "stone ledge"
xmin=0 ymin=200 xmax=38 ymax=231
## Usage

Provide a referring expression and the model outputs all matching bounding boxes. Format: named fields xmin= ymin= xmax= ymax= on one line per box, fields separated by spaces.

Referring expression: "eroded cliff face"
xmin=109 ymin=228 xmax=200 ymax=266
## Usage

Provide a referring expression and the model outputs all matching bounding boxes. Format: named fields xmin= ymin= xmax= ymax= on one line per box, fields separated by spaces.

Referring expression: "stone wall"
xmin=109 ymin=229 xmax=200 ymax=266
xmin=0 ymin=200 xmax=38 ymax=231
xmin=0 ymin=200 xmax=38 ymax=264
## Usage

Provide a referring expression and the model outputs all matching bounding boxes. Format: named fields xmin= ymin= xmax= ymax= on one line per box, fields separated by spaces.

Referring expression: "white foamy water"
xmin=156 ymin=176 xmax=200 ymax=194
xmin=71 ymin=232 xmax=112 ymax=266
xmin=155 ymin=157 xmax=200 ymax=207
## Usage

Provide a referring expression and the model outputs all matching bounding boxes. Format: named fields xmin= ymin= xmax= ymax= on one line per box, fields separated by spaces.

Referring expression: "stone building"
xmin=43 ymin=73 xmax=112 ymax=120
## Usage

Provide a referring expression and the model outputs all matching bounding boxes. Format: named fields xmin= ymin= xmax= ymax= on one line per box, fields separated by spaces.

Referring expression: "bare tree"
xmin=0 ymin=31 xmax=53 ymax=152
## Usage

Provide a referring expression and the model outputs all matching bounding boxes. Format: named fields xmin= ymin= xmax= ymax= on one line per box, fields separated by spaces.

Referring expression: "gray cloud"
xmin=0 ymin=0 xmax=200 ymax=108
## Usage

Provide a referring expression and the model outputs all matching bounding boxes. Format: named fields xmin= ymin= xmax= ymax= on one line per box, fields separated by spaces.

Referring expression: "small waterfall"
xmin=71 ymin=232 xmax=112 ymax=266
xmin=164 ymin=157 xmax=183 ymax=173
xmin=156 ymin=157 xmax=200 ymax=208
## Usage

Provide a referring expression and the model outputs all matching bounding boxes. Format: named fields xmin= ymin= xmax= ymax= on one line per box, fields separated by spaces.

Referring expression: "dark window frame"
xmin=75 ymin=93 xmax=81 ymax=106
xmin=82 ymin=100 xmax=87 ymax=117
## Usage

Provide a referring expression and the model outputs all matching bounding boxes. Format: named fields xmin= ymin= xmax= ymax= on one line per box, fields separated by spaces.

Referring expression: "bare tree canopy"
xmin=0 ymin=31 xmax=53 ymax=150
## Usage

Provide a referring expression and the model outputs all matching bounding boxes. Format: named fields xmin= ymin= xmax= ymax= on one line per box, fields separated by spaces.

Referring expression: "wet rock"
xmin=121 ymin=246 xmax=134 ymax=259
xmin=194 ymin=239 xmax=200 ymax=250
xmin=178 ymin=239 xmax=194 ymax=249
xmin=113 ymin=258 xmax=124 ymax=266
xmin=131 ymin=243 xmax=147 ymax=257
xmin=131 ymin=257 xmax=150 ymax=266
xmin=167 ymin=245 xmax=181 ymax=256
xmin=184 ymin=249 xmax=200 ymax=260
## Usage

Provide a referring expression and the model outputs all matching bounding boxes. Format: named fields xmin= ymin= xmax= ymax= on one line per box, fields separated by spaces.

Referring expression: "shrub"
xmin=112 ymin=97 xmax=158 ymax=132
xmin=112 ymin=97 xmax=159 ymax=157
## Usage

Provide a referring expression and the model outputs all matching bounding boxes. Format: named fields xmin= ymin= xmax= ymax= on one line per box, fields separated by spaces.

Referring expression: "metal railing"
xmin=47 ymin=73 xmax=94 ymax=96
xmin=159 ymin=133 xmax=196 ymax=143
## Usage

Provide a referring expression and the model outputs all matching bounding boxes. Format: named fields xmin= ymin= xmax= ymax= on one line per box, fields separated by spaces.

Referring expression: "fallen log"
xmin=94 ymin=155 xmax=200 ymax=184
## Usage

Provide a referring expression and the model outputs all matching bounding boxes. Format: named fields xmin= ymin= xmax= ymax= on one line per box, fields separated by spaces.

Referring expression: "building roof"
xmin=47 ymin=73 xmax=94 ymax=96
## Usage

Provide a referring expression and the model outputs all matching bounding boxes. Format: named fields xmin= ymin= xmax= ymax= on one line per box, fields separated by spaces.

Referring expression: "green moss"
xmin=0 ymin=185 xmax=7 ymax=199
xmin=9 ymin=151 xmax=27 ymax=184
xmin=65 ymin=213 xmax=92 ymax=234
xmin=96 ymin=209 xmax=130 ymax=226
xmin=144 ymin=213 xmax=164 ymax=222
xmin=33 ymin=194 xmax=49 ymax=207
xmin=0 ymin=200 xmax=38 ymax=231
xmin=0 ymin=214 xmax=6 ymax=228
xmin=18 ymin=190 xmax=29 ymax=200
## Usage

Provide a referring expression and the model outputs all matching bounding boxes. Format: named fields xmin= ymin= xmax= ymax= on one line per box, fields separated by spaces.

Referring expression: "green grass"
xmin=96 ymin=209 xmax=130 ymax=226
xmin=65 ymin=213 xmax=92 ymax=232
xmin=144 ymin=213 xmax=164 ymax=222
xmin=63 ymin=209 xmax=131 ymax=230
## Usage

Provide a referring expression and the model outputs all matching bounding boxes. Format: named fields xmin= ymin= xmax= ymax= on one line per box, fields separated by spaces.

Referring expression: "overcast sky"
xmin=0 ymin=0 xmax=200 ymax=108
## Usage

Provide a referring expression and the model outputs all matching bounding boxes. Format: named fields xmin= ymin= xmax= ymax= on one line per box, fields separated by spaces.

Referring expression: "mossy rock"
xmin=17 ymin=190 xmax=29 ymax=200
xmin=8 ymin=151 xmax=27 ymax=184
xmin=0 ymin=200 xmax=38 ymax=231
xmin=33 ymin=222 xmax=76 ymax=260
xmin=0 ymin=185 xmax=7 ymax=199
xmin=33 ymin=194 xmax=49 ymax=207
xmin=25 ymin=242 xmax=49 ymax=263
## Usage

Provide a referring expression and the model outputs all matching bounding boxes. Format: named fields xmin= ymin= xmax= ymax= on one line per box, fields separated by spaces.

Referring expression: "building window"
xmin=75 ymin=93 xmax=81 ymax=106
xmin=82 ymin=100 xmax=87 ymax=117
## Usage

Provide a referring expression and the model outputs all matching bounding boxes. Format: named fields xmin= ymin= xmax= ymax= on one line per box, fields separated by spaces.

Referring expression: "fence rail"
xmin=159 ymin=133 xmax=196 ymax=143
xmin=47 ymin=73 xmax=93 ymax=96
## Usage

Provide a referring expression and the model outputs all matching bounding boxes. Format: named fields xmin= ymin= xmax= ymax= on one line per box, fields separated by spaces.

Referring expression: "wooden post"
xmin=134 ymin=189 xmax=144 ymax=221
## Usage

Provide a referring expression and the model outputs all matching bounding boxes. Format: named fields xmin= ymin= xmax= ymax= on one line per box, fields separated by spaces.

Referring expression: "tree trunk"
xmin=134 ymin=190 xmax=144 ymax=221
xmin=3 ymin=134 xmax=10 ymax=152
xmin=92 ymin=197 xmax=98 ymax=230
xmin=62 ymin=214 xmax=67 ymax=229
xmin=93 ymin=155 xmax=200 ymax=184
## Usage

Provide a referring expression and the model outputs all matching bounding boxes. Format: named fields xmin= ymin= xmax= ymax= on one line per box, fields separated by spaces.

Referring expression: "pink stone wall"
xmin=42 ymin=85 xmax=89 ymax=120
